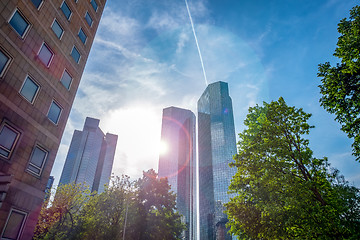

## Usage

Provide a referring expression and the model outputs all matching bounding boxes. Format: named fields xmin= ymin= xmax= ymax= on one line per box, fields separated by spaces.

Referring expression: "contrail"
xmin=185 ymin=0 xmax=208 ymax=86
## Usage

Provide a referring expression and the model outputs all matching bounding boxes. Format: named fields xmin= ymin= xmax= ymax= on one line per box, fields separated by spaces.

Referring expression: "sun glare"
xmin=159 ymin=140 xmax=169 ymax=155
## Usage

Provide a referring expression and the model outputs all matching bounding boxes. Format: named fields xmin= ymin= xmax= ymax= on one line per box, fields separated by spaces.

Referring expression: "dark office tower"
xmin=44 ymin=176 xmax=54 ymax=201
xmin=158 ymin=107 xmax=196 ymax=240
xmin=0 ymin=0 xmax=106 ymax=238
xmin=198 ymin=81 xmax=237 ymax=240
xmin=59 ymin=117 xmax=117 ymax=194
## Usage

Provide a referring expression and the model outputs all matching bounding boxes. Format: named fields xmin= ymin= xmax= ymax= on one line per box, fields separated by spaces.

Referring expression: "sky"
xmin=50 ymin=0 xmax=360 ymax=187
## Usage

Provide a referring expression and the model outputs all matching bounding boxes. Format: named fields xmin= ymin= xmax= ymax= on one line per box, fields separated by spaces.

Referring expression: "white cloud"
xmin=52 ymin=0 xmax=269 ymax=183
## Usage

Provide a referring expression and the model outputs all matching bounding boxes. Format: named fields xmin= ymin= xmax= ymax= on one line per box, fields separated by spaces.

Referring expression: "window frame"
xmin=60 ymin=69 xmax=73 ymax=90
xmin=37 ymin=42 xmax=54 ymax=68
xmin=47 ymin=100 xmax=62 ymax=125
xmin=90 ymin=0 xmax=98 ymax=12
xmin=70 ymin=46 xmax=81 ymax=64
xmin=60 ymin=1 xmax=72 ymax=20
xmin=0 ymin=122 xmax=21 ymax=160
xmin=78 ymin=28 xmax=87 ymax=44
xmin=19 ymin=75 xmax=40 ymax=104
xmin=1 ymin=208 xmax=27 ymax=240
xmin=51 ymin=19 xmax=64 ymax=39
xmin=8 ymin=8 xmax=31 ymax=39
xmin=0 ymin=48 xmax=12 ymax=78
xmin=84 ymin=11 xmax=93 ymax=27
xmin=30 ymin=0 xmax=44 ymax=10
xmin=26 ymin=144 xmax=48 ymax=177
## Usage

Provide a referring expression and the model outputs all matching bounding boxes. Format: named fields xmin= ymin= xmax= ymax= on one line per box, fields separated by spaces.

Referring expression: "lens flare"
xmin=159 ymin=140 xmax=169 ymax=155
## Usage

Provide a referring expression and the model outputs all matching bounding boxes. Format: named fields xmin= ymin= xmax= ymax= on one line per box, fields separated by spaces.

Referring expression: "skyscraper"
xmin=59 ymin=117 xmax=117 ymax=193
xmin=198 ymin=81 xmax=237 ymax=240
xmin=0 ymin=0 xmax=106 ymax=238
xmin=158 ymin=107 xmax=196 ymax=240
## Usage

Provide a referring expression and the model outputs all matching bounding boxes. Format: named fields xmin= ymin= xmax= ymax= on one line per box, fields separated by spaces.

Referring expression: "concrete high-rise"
xmin=158 ymin=107 xmax=196 ymax=240
xmin=59 ymin=117 xmax=117 ymax=193
xmin=198 ymin=81 xmax=237 ymax=240
xmin=0 ymin=0 xmax=106 ymax=238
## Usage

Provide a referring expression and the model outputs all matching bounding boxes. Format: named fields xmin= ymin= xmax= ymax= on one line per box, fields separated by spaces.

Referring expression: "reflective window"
xmin=38 ymin=43 xmax=54 ymax=67
xmin=60 ymin=1 xmax=72 ymax=20
xmin=71 ymin=46 xmax=80 ymax=63
xmin=60 ymin=69 xmax=72 ymax=90
xmin=85 ymin=12 xmax=93 ymax=26
xmin=27 ymin=145 xmax=48 ymax=176
xmin=31 ymin=0 xmax=43 ymax=9
xmin=9 ymin=9 xmax=30 ymax=38
xmin=0 ymin=123 xmax=20 ymax=159
xmin=51 ymin=19 xmax=63 ymax=39
xmin=78 ymin=28 xmax=87 ymax=44
xmin=90 ymin=0 xmax=98 ymax=11
xmin=48 ymin=101 xmax=62 ymax=124
xmin=1 ymin=209 xmax=27 ymax=240
xmin=0 ymin=50 xmax=10 ymax=77
xmin=20 ymin=76 xmax=39 ymax=103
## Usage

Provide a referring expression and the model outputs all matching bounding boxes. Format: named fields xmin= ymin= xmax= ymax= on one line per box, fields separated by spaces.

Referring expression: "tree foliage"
xmin=225 ymin=98 xmax=360 ymax=240
xmin=34 ymin=183 xmax=90 ymax=240
xmin=318 ymin=5 xmax=360 ymax=160
xmin=34 ymin=170 xmax=184 ymax=240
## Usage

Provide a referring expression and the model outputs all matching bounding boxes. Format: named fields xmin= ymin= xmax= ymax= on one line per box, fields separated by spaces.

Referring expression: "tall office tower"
xmin=59 ymin=117 xmax=117 ymax=194
xmin=198 ymin=81 xmax=237 ymax=240
xmin=0 ymin=0 xmax=106 ymax=238
xmin=158 ymin=107 xmax=196 ymax=240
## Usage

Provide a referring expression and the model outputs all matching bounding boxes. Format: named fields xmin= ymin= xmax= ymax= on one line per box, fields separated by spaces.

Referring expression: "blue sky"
xmin=51 ymin=0 xmax=360 ymax=187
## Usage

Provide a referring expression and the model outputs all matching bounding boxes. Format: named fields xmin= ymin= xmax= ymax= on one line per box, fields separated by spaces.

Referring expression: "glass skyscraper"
xmin=198 ymin=81 xmax=237 ymax=240
xmin=59 ymin=117 xmax=117 ymax=193
xmin=158 ymin=107 xmax=196 ymax=240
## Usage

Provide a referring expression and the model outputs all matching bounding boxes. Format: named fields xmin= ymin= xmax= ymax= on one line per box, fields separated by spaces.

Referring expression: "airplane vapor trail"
xmin=184 ymin=0 xmax=208 ymax=86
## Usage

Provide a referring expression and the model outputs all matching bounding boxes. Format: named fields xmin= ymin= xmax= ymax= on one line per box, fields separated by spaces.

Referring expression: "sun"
xmin=159 ymin=140 xmax=169 ymax=156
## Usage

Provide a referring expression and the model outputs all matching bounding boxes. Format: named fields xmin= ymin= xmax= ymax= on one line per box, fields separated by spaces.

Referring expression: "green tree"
xmin=33 ymin=170 xmax=184 ymax=240
xmin=225 ymin=98 xmax=360 ymax=240
xmin=318 ymin=5 xmax=360 ymax=160
xmin=72 ymin=175 xmax=134 ymax=239
xmin=33 ymin=183 xmax=90 ymax=240
xmin=134 ymin=169 xmax=185 ymax=240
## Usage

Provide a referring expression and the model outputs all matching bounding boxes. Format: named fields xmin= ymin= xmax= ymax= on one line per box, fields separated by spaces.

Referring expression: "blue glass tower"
xmin=198 ymin=81 xmax=237 ymax=240
xmin=59 ymin=117 xmax=117 ymax=193
xmin=158 ymin=107 xmax=196 ymax=240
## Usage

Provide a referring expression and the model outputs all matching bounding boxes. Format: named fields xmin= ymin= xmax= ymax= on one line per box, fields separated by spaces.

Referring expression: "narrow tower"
xmin=198 ymin=81 xmax=237 ymax=240
xmin=158 ymin=107 xmax=196 ymax=240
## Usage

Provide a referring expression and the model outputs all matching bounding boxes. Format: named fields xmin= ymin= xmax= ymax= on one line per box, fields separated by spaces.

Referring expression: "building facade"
xmin=198 ymin=81 xmax=237 ymax=240
xmin=59 ymin=117 xmax=117 ymax=193
xmin=0 ymin=0 xmax=106 ymax=238
xmin=158 ymin=107 xmax=196 ymax=240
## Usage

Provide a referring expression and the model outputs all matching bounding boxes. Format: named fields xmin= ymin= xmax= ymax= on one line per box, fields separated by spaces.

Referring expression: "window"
xmin=19 ymin=76 xmax=40 ymax=103
xmin=85 ymin=12 xmax=93 ymax=26
xmin=78 ymin=28 xmax=87 ymax=44
xmin=47 ymin=101 xmax=62 ymax=124
xmin=0 ymin=49 xmax=11 ymax=77
xmin=9 ymin=9 xmax=30 ymax=38
xmin=27 ymin=145 xmax=48 ymax=176
xmin=1 ymin=209 xmax=27 ymax=240
xmin=38 ymin=43 xmax=54 ymax=67
xmin=51 ymin=19 xmax=64 ymax=39
xmin=60 ymin=1 xmax=72 ymax=20
xmin=70 ymin=46 xmax=80 ymax=63
xmin=31 ymin=0 xmax=43 ymax=9
xmin=90 ymin=0 xmax=98 ymax=11
xmin=0 ymin=123 xmax=20 ymax=159
xmin=60 ymin=69 xmax=72 ymax=89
